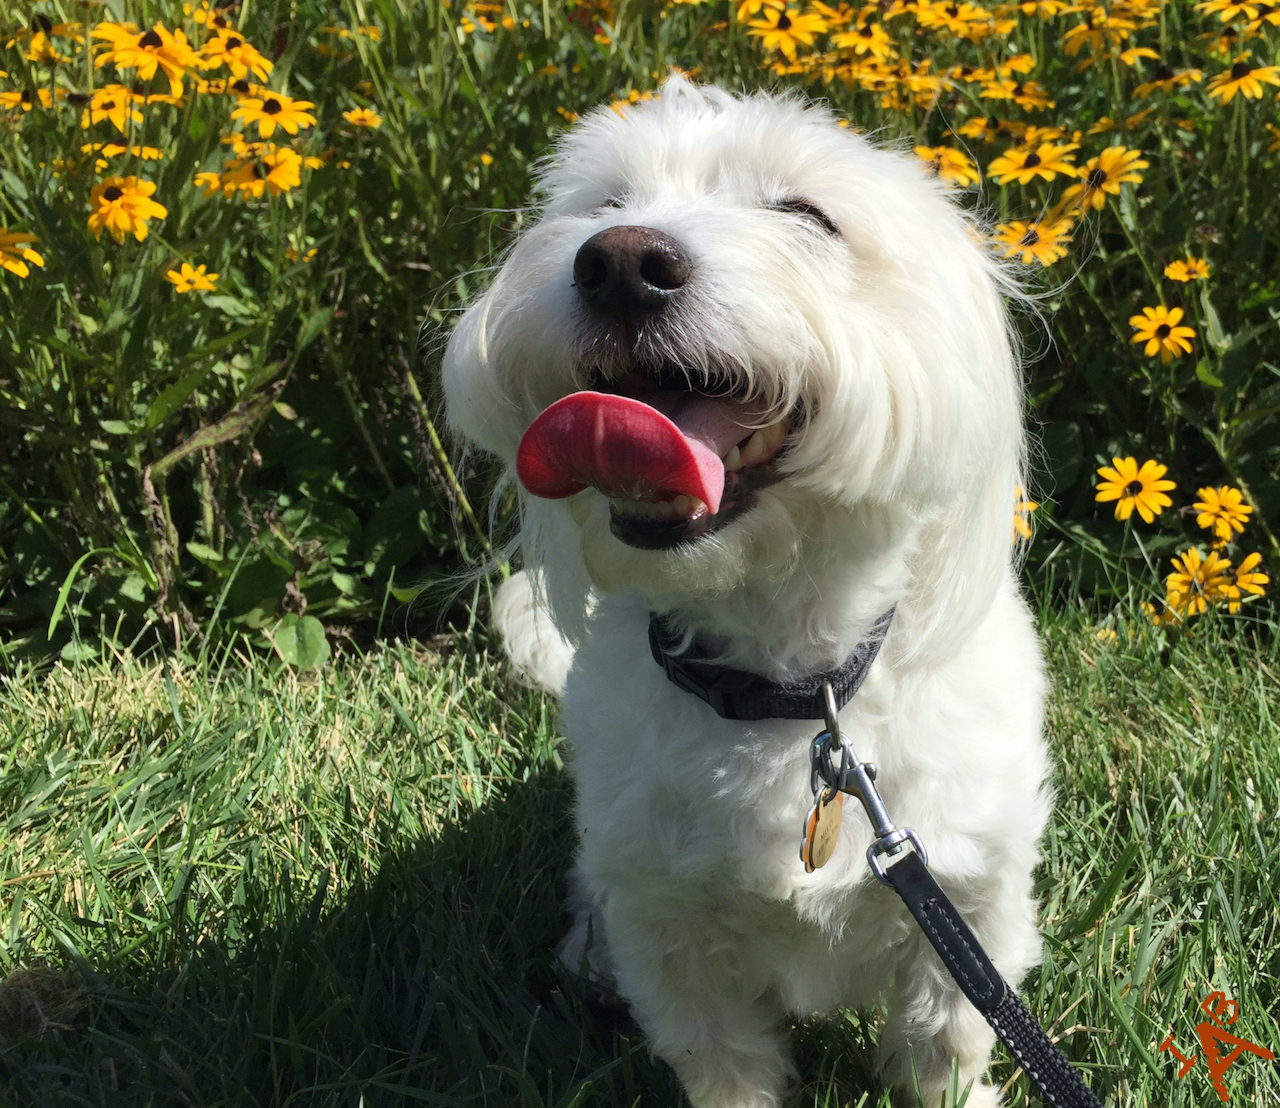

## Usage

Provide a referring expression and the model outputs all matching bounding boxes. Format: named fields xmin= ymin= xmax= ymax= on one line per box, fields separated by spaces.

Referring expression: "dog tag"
xmin=801 ymin=788 xmax=844 ymax=873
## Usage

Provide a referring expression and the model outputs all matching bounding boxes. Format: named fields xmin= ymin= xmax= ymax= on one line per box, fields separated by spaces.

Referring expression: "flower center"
xmin=776 ymin=11 xmax=792 ymax=30
xmin=102 ymin=99 xmax=116 ymax=110
xmin=1087 ymin=168 xmax=1107 ymax=188
xmin=263 ymin=97 xmax=282 ymax=113
xmin=139 ymin=29 xmax=163 ymax=48
xmin=1156 ymin=64 xmax=1174 ymax=80
xmin=1013 ymin=82 xmax=1025 ymax=96
xmin=859 ymin=24 xmax=874 ymax=36
xmin=1231 ymin=61 xmax=1252 ymax=80
xmin=232 ymin=79 xmax=250 ymax=93
xmin=103 ymin=186 xmax=123 ymax=202
xmin=1023 ymin=151 xmax=1042 ymax=167
xmin=226 ymin=35 xmax=243 ymax=49
xmin=1155 ymin=323 xmax=1171 ymax=338
xmin=1124 ymin=480 xmax=1144 ymax=497
xmin=946 ymin=4 xmax=959 ymax=15
xmin=1019 ymin=228 xmax=1040 ymax=246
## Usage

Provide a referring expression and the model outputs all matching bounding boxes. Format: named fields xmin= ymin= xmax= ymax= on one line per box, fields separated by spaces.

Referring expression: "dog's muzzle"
xmin=573 ymin=225 xmax=691 ymax=323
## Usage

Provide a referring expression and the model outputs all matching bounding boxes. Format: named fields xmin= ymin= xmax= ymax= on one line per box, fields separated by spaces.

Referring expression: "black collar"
xmin=648 ymin=607 xmax=895 ymax=721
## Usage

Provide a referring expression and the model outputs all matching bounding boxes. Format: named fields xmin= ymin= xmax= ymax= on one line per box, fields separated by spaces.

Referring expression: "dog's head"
xmin=444 ymin=77 xmax=1026 ymax=654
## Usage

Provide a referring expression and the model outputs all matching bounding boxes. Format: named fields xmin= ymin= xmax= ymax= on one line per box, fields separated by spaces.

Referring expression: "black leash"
xmin=809 ymin=683 xmax=1104 ymax=1108
xmin=647 ymin=615 xmax=1105 ymax=1104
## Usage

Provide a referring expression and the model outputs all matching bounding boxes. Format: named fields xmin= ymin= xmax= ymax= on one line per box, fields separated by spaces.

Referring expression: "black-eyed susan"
xmin=1166 ymin=547 xmax=1233 ymax=616
xmin=194 ymin=170 xmax=224 ymax=197
xmin=1012 ymin=486 xmax=1039 ymax=541
xmin=1095 ymin=456 xmax=1176 ymax=523
xmin=993 ymin=215 xmax=1074 ymax=265
xmin=831 ymin=20 xmax=895 ymax=58
xmin=1206 ymin=53 xmax=1280 ymax=102
xmin=1058 ymin=146 xmax=1148 ymax=211
xmin=165 ymin=262 xmax=219 ymax=292
xmin=1193 ymin=485 xmax=1252 ymax=544
xmin=230 ymin=91 xmax=317 ymax=138
xmin=1129 ymin=305 xmax=1195 ymax=363
xmin=1219 ymin=552 xmax=1269 ymax=611
xmin=343 ymin=107 xmax=382 ymax=128
xmin=746 ymin=7 xmax=828 ymax=62
xmin=737 ymin=0 xmax=786 ymax=23
xmin=23 ymin=31 xmax=71 ymax=64
xmin=87 ymin=176 xmax=168 ymax=243
xmin=1165 ymin=256 xmax=1211 ymax=282
xmin=956 ymin=116 xmax=1026 ymax=142
xmin=0 ymin=229 xmax=44 ymax=278
xmin=79 ymin=84 xmax=144 ymax=134
xmin=200 ymin=31 xmax=274 ymax=82
xmin=987 ymin=141 xmax=1078 ymax=184
xmin=91 ymin=22 xmax=199 ymax=95
xmin=0 ymin=87 xmax=56 ymax=111
xmin=913 ymin=145 xmax=980 ymax=187
xmin=1133 ymin=64 xmax=1203 ymax=97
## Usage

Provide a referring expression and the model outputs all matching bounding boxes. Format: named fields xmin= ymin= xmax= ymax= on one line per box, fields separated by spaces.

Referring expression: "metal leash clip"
xmin=803 ymin=682 xmax=927 ymax=883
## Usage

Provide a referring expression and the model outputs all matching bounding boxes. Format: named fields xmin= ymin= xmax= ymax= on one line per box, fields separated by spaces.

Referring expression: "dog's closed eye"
xmin=768 ymin=198 xmax=840 ymax=237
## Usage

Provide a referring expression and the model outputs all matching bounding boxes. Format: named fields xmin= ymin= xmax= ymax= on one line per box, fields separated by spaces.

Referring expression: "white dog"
xmin=443 ymin=77 xmax=1050 ymax=1108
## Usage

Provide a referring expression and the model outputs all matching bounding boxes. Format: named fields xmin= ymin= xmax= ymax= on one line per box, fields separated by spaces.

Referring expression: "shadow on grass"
xmin=0 ymin=763 xmax=882 ymax=1108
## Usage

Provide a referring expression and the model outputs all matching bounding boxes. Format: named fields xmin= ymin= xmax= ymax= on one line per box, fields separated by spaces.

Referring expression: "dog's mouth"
xmin=516 ymin=364 xmax=790 ymax=550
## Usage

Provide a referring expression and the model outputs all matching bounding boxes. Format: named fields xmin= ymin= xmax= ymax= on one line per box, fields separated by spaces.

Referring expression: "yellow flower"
xmin=221 ymin=147 xmax=303 ymax=199
xmin=80 ymin=84 xmax=145 ymax=134
xmin=200 ymin=31 xmax=274 ymax=82
xmin=1206 ymin=54 xmax=1280 ymax=102
xmin=0 ymin=229 xmax=45 ymax=278
xmin=1164 ymin=257 xmax=1211 ymax=282
xmin=987 ymin=142 xmax=1079 ymax=185
xmin=1012 ymin=486 xmax=1039 ymax=541
xmin=91 ymin=22 xmax=200 ymax=96
xmin=914 ymin=145 xmax=980 ymax=187
xmin=343 ymin=107 xmax=382 ymax=128
xmin=230 ymin=91 xmax=317 ymax=138
xmin=832 ymin=19 xmax=895 ymax=58
xmin=1119 ymin=46 xmax=1159 ymax=66
xmin=1133 ymin=64 xmax=1203 ymax=98
xmin=1219 ymin=552 xmax=1269 ymax=612
xmin=165 ymin=262 xmax=219 ymax=292
xmin=1129 ymin=305 xmax=1195 ymax=363
xmin=747 ymin=7 xmax=828 ymax=62
xmin=0 ymin=87 xmax=56 ymax=111
xmin=87 ymin=176 xmax=168 ymax=243
xmin=980 ymin=78 xmax=1057 ymax=111
xmin=1058 ymin=146 xmax=1148 ymax=212
xmin=1193 ymin=485 xmax=1252 ymax=544
xmin=194 ymin=170 xmax=223 ymax=196
xmin=24 ymin=31 xmax=71 ymax=64
xmin=737 ymin=0 xmax=786 ymax=22
xmin=1094 ymin=456 xmax=1176 ymax=523
xmin=285 ymin=246 xmax=318 ymax=262
xmin=993 ymin=216 xmax=1075 ymax=265
xmin=1166 ymin=547 xmax=1233 ymax=616
xmin=957 ymin=116 xmax=1026 ymax=142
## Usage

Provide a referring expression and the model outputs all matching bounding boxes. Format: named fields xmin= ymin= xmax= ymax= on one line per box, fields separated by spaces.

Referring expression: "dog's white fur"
xmin=444 ymin=78 xmax=1050 ymax=1108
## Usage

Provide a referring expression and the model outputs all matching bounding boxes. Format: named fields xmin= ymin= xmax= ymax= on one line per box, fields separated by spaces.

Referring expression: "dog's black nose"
xmin=573 ymin=226 xmax=691 ymax=322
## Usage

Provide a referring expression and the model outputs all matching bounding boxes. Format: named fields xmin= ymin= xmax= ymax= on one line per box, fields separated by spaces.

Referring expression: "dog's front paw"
xmin=557 ymin=870 xmax=619 ymax=999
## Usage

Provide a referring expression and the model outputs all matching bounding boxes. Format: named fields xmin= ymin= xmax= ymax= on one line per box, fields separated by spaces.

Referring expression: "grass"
xmin=0 ymin=609 xmax=1277 ymax=1107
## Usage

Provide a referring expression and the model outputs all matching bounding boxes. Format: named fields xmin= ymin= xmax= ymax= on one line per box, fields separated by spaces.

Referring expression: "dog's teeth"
xmin=671 ymin=495 xmax=691 ymax=514
xmin=722 ymin=444 xmax=742 ymax=471
xmin=739 ymin=430 xmax=768 ymax=466
xmin=763 ymin=420 xmax=788 ymax=450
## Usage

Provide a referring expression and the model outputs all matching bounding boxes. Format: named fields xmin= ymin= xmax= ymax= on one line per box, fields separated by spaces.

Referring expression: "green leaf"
xmin=48 ymin=548 xmax=112 ymax=639
xmin=145 ymin=364 xmax=215 ymax=430
xmin=270 ymin=614 xmax=330 ymax=669
xmin=296 ymin=306 xmax=334 ymax=353
xmin=1201 ymin=288 xmax=1228 ymax=352
xmin=187 ymin=112 xmax=208 ymax=141
xmin=1196 ymin=360 xmax=1224 ymax=388
xmin=202 ymin=294 xmax=256 ymax=319
xmin=99 ymin=419 xmax=132 ymax=436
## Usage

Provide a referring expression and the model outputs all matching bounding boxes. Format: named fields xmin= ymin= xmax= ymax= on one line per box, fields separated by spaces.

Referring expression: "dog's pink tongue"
xmin=517 ymin=391 xmax=753 ymax=514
